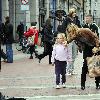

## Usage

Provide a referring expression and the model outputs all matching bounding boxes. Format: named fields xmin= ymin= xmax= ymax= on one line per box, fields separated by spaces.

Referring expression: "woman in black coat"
xmin=81 ymin=15 xmax=100 ymax=90
xmin=37 ymin=18 xmax=54 ymax=64
xmin=62 ymin=8 xmax=81 ymax=33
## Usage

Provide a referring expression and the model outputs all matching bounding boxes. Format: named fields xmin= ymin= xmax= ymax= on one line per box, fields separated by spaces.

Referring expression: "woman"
xmin=51 ymin=33 xmax=69 ymax=89
xmin=62 ymin=8 xmax=81 ymax=75
xmin=24 ymin=22 xmax=38 ymax=59
xmin=81 ymin=15 xmax=100 ymax=90
xmin=36 ymin=18 xmax=54 ymax=64
xmin=62 ymin=8 xmax=81 ymax=33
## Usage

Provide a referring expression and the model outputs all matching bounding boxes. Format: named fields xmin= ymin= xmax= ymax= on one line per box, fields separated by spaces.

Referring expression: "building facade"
xmin=84 ymin=0 xmax=100 ymax=26
xmin=1 ymin=0 xmax=83 ymax=39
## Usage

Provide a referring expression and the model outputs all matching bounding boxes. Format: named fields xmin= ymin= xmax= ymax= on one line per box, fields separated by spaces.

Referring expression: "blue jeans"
xmin=6 ymin=44 xmax=13 ymax=63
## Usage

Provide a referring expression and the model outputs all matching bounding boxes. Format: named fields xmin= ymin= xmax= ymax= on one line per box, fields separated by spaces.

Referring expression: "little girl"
xmin=51 ymin=33 xmax=70 ymax=89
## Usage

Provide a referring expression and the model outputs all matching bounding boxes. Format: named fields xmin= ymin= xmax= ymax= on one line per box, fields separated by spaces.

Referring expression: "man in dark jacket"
xmin=4 ymin=16 xmax=14 ymax=63
xmin=81 ymin=14 xmax=100 ymax=90
xmin=17 ymin=21 xmax=24 ymax=40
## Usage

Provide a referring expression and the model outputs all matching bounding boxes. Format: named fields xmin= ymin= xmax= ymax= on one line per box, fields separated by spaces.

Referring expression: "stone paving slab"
xmin=25 ymin=94 xmax=100 ymax=100
xmin=1 ymin=46 xmax=100 ymax=100
xmin=1 ymin=87 xmax=100 ymax=99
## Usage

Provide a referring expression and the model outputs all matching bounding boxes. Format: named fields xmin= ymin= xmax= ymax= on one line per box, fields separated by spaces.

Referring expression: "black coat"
xmin=82 ymin=23 xmax=99 ymax=59
xmin=43 ymin=25 xmax=53 ymax=44
xmin=54 ymin=25 xmax=65 ymax=38
xmin=62 ymin=15 xmax=81 ymax=33
xmin=17 ymin=24 xmax=24 ymax=35
xmin=0 ymin=22 xmax=2 ymax=40
xmin=83 ymin=23 xmax=99 ymax=37
xmin=4 ymin=22 xmax=14 ymax=44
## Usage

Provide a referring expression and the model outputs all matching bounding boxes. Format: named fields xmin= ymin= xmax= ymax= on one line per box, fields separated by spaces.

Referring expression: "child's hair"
xmin=55 ymin=33 xmax=67 ymax=44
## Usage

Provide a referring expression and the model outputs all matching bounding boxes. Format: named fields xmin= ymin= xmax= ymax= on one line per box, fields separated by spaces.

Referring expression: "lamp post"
xmin=89 ymin=0 xmax=91 ymax=14
xmin=53 ymin=0 xmax=56 ymax=32
xmin=0 ymin=0 xmax=2 ymax=71
xmin=82 ymin=0 xmax=84 ymax=21
xmin=93 ymin=10 xmax=96 ymax=21
xmin=68 ymin=0 xmax=69 ymax=12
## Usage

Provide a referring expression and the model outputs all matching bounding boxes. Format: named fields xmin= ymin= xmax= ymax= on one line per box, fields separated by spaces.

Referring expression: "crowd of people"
xmin=0 ymin=7 xmax=100 ymax=90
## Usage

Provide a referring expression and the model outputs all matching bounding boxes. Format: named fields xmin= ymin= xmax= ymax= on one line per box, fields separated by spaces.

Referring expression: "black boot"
xmin=38 ymin=55 xmax=42 ymax=63
xmin=35 ymin=53 xmax=42 ymax=63
xmin=96 ymin=83 xmax=100 ymax=89
xmin=29 ymin=55 xmax=33 ymax=59
xmin=81 ymin=82 xmax=85 ymax=90
xmin=29 ymin=54 xmax=33 ymax=59
xmin=81 ymin=86 xmax=85 ymax=90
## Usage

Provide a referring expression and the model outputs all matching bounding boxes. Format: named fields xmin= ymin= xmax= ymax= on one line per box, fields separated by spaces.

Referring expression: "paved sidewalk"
xmin=0 ymin=45 xmax=100 ymax=100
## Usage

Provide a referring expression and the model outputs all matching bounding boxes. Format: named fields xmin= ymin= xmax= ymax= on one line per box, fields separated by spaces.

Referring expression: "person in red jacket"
xmin=24 ymin=22 xmax=38 ymax=59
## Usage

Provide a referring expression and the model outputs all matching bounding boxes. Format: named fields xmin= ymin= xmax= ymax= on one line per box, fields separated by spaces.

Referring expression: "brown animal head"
xmin=66 ymin=23 xmax=79 ymax=43
xmin=66 ymin=23 xmax=99 ymax=48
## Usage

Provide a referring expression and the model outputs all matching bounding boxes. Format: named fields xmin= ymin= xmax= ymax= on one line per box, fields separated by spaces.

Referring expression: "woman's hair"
xmin=45 ymin=18 xmax=51 ymax=26
xmin=68 ymin=8 xmax=76 ymax=17
xmin=31 ymin=22 xmax=37 ymax=26
xmin=5 ymin=16 xmax=10 ymax=23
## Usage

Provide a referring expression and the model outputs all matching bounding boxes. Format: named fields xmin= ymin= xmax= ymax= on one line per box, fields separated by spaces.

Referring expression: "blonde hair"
xmin=66 ymin=23 xmax=79 ymax=43
xmin=68 ymin=8 xmax=76 ymax=17
xmin=55 ymin=33 xmax=66 ymax=44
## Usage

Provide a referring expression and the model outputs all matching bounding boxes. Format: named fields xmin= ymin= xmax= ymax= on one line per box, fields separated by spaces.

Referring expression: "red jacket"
xmin=24 ymin=27 xmax=38 ymax=44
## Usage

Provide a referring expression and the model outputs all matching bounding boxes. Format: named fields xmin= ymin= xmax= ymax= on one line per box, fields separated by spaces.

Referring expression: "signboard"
xmin=21 ymin=5 xmax=29 ymax=10
xmin=21 ymin=0 xmax=28 ymax=5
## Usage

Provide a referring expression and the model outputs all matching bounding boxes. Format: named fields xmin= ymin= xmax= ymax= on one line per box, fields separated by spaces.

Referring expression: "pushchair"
xmin=15 ymin=36 xmax=29 ymax=53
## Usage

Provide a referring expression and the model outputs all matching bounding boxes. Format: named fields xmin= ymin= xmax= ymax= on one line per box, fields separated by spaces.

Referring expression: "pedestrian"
xmin=62 ymin=8 xmax=81 ymax=75
xmin=17 ymin=21 xmax=24 ymax=42
xmin=36 ymin=18 xmax=54 ymax=64
xmin=62 ymin=7 xmax=81 ymax=33
xmin=39 ymin=23 xmax=45 ymax=45
xmin=0 ymin=22 xmax=5 ymax=44
xmin=54 ymin=25 xmax=66 ymax=42
xmin=51 ymin=33 xmax=70 ymax=89
xmin=81 ymin=14 xmax=100 ymax=90
xmin=3 ymin=16 xmax=14 ymax=63
xmin=24 ymin=22 xmax=38 ymax=59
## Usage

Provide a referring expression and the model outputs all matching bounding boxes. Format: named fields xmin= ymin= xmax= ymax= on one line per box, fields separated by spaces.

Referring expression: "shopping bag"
xmin=92 ymin=47 xmax=100 ymax=54
xmin=27 ymin=35 xmax=35 ymax=46
xmin=87 ymin=55 xmax=100 ymax=78
xmin=37 ymin=36 xmax=41 ymax=46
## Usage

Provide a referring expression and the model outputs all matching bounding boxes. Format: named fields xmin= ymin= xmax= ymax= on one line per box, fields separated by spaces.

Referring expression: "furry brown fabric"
xmin=66 ymin=23 xmax=99 ymax=47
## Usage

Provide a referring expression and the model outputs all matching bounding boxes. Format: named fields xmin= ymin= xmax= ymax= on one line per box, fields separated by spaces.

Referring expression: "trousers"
xmin=55 ymin=60 xmax=67 ymax=85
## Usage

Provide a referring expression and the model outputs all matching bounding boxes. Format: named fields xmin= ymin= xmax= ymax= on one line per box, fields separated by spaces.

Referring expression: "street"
xmin=0 ymin=44 xmax=100 ymax=100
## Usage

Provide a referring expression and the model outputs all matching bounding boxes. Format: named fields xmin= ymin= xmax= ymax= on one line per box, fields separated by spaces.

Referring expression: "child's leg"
xmin=62 ymin=74 xmax=66 ymax=84
xmin=67 ymin=61 xmax=74 ymax=74
xmin=55 ymin=60 xmax=61 ymax=85
xmin=29 ymin=45 xmax=34 ymax=59
xmin=61 ymin=61 xmax=67 ymax=84
xmin=70 ymin=61 xmax=74 ymax=73
xmin=56 ymin=74 xmax=60 ymax=85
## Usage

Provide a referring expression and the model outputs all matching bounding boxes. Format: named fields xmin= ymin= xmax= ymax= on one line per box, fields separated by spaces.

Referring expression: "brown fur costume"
xmin=66 ymin=23 xmax=99 ymax=48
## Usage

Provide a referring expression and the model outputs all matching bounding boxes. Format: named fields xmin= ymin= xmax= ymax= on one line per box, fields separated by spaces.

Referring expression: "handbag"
xmin=37 ymin=35 xmax=41 ymax=46
xmin=27 ymin=35 xmax=35 ymax=46
xmin=87 ymin=55 xmax=100 ymax=78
